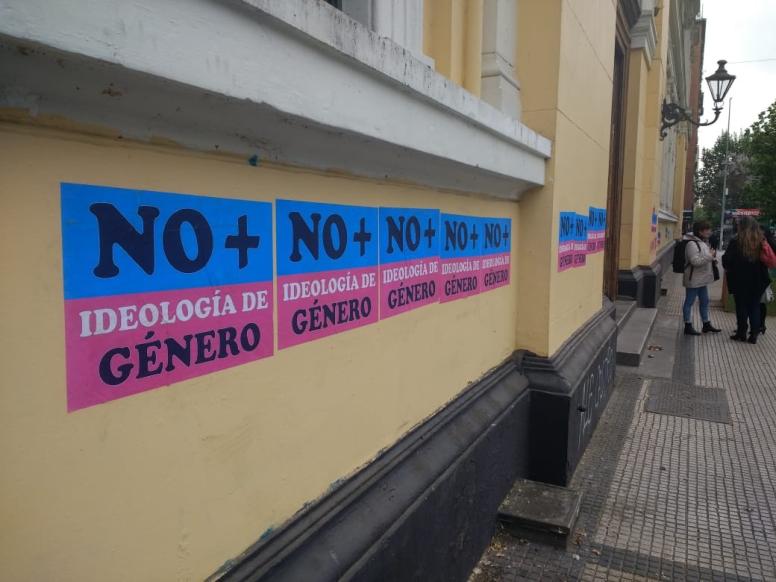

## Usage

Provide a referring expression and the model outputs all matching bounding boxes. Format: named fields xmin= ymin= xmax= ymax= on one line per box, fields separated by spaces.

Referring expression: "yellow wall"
xmin=424 ymin=0 xmax=484 ymax=96
xmin=0 ymin=122 xmax=520 ymax=581
xmin=516 ymin=0 xmax=614 ymax=355
xmin=620 ymin=0 xmax=680 ymax=269
xmin=619 ymin=49 xmax=650 ymax=269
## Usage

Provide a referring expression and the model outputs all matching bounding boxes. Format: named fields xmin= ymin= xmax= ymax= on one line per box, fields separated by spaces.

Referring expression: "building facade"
xmin=0 ymin=0 xmax=701 ymax=580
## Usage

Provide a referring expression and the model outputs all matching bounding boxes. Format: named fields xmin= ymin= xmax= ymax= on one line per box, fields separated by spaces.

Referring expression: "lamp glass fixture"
xmin=705 ymin=60 xmax=736 ymax=104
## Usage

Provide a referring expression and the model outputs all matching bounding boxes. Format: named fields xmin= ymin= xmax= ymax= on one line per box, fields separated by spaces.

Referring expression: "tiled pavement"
xmin=470 ymin=273 xmax=776 ymax=581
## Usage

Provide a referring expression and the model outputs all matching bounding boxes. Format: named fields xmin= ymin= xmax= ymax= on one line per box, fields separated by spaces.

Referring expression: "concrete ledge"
xmin=615 ymin=300 xmax=637 ymax=329
xmin=498 ymin=479 xmax=582 ymax=549
xmin=616 ymin=307 xmax=658 ymax=366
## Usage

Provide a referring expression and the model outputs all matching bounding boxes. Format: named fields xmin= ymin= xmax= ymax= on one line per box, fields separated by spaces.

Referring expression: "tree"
xmin=742 ymin=100 xmax=776 ymax=223
xmin=694 ymin=132 xmax=750 ymax=227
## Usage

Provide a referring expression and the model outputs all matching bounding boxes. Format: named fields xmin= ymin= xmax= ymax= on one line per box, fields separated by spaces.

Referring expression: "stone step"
xmin=497 ymin=479 xmax=582 ymax=549
xmin=616 ymin=307 xmax=658 ymax=366
xmin=614 ymin=299 xmax=637 ymax=329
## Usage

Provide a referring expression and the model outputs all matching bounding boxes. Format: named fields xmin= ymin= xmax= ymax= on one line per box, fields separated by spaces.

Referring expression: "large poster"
xmin=479 ymin=217 xmax=512 ymax=292
xmin=440 ymin=214 xmax=483 ymax=302
xmin=61 ymin=183 xmax=274 ymax=412
xmin=379 ymin=207 xmax=440 ymax=319
xmin=276 ymin=200 xmax=379 ymax=348
xmin=588 ymin=207 xmax=607 ymax=254
xmin=573 ymin=213 xmax=589 ymax=267
xmin=558 ymin=211 xmax=576 ymax=272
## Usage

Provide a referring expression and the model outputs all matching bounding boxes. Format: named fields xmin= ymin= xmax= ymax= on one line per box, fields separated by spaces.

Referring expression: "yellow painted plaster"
xmin=0 ymin=123 xmax=520 ymax=582
xmin=424 ymin=0 xmax=484 ymax=95
xmin=516 ymin=0 xmax=614 ymax=356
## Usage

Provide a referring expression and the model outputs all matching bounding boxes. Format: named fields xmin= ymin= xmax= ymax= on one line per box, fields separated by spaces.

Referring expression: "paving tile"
xmin=470 ymin=273 xmax=776 ymax=581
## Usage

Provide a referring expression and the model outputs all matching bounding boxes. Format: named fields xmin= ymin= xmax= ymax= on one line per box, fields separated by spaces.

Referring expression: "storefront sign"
xmin=276 ymin=200 xmax=378 ymax=348
xmin=379 ymin=208 xmax=440 ymax=319
xmin=61 ymin=183 xmax=274 ymax=412
xmin=731 ymin=208 xmax=761 ymax=217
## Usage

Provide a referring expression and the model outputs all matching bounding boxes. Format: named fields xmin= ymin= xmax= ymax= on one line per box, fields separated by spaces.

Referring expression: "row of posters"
xmin=61 ymin=184 xmax=511 ymax=411
xmin=558 ymin=207 xmax=607 ymax=272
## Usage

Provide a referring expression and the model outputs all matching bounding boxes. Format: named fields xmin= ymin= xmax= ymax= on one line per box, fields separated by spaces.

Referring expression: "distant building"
xmin=0 ymin=1 xmax=701 ymax=580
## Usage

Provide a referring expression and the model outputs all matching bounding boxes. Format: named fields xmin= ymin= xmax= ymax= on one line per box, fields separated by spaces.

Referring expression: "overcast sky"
xmin=697 ymin=0 xmax=776 ymax=153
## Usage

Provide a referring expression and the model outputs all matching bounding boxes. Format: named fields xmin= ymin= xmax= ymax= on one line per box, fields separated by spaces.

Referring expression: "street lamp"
xmin=660 ymin=60 xmax=736 ymax=139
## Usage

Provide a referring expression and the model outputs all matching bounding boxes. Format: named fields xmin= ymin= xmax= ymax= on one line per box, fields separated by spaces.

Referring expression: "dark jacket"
xmin=722 ymin=237 xmax=771 ymax=299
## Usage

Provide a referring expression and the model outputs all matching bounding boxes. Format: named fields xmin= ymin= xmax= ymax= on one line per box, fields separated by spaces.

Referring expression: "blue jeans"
xmin=683 ymin=286 xmax=709 ymax=323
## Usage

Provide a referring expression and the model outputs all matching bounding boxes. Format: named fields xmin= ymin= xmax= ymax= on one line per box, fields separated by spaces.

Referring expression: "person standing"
xmin=682 ymin=221 xmax=721 ymax=336
xmin=759 ymin=227 xmax=776 ymax=334
xmin=722 ymin=216 xmax=771 ymax=344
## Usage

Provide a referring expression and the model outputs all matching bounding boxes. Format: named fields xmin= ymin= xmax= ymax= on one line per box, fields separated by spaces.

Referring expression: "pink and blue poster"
xmin=558 ymin=211 xmax=575 ymax=271
xmin=479 ymin=217 xmax=512 ymax=293
xmin=379 ymin=208 xmax=440 ymax=319
xmin=573 ymin=213 xmax=589 ymax=267
xmin=440 ymin=214 xmax=483 ymax=302
xmin=587 ymin=207 xmax=607 ymax=254
xmin=61 ymin=183 xmax=274 ymax=412
xmin=276 ymin=199 xmax=378 ymax=348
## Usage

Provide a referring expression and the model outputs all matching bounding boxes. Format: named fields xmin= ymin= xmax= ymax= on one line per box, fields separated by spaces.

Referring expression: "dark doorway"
xmin=603 ymin=1 xmax=638 ymax=300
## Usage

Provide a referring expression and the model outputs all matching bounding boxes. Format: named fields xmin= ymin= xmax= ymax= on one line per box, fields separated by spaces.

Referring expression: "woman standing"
xmin=722 ymin=216 xmax=771 ymax=344
xmin=682 ymin=221 xmax=721 ymax=336
xmin=759 ymin=227 xmax=776 ymax=334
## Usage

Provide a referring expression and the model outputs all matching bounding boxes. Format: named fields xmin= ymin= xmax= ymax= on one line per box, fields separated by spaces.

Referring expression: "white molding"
xmin=0 ymin=0 xmax=550 ymax=199
xmin=631 ymin=8 xmax=657 ymax=65
xmin=480 ymin=0 xmax=521 ymax=119
xmin=657 ymin=210 xmax=679 ymax=223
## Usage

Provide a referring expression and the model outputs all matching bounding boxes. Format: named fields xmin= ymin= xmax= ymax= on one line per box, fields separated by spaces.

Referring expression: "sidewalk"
xmin=471 ymin=273 xmax=776 ymax=581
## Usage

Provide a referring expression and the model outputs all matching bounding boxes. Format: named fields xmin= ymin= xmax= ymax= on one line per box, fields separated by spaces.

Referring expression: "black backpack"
xmin=672 ymin=239 xmax=700 ymax=274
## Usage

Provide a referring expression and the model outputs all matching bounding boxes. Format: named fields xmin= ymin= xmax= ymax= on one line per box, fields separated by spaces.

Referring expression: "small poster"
xmin=558 ymin=211 xmax=575 ymax=272
xmin=440 ymin=214 xmax=483 ymax=302
xmin=61 ymin=183 xmax=274 ymax=412
xmin=379 ymin=207 xmax=440 ymax=319
xmin=276 ymin=199 xmax=378 ymax=348
xmin=479 ymin=217 xmax=512 ymax=293
xmin=573 ymin=213 xmax=589 ymax=267
xmin=587 ymin=207 xmax=607 ymax=253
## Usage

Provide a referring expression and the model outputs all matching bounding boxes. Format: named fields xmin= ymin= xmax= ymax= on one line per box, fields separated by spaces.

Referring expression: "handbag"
xmin=761 ymin=240 xmax=776 ymax=268
xmin=712 ymin=259 xmax=720 ymax=281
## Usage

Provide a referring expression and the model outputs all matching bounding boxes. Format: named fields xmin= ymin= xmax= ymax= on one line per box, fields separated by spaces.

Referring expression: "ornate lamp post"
xmin=660 ymin=60 xmax=736 ymax=139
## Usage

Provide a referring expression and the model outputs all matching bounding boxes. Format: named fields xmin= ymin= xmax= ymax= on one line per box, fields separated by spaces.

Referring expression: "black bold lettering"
xmin=165 ymin=335 xmax=193 ymax=371
xmin=163 ymin=209 xmax=213 ymax=273
xmin=386 ymin=216 xmax=404 ymax=254
xmin=98 ymin=346 xmax=133 ymax=385
xmin=240 ymin=323 xmax=261 ymax=351
xmin=91 ymin=203 xmax=159 ymax=277
xmin=290 ymin=212 xmax=321 ymax=262
xmin=137 ymin=333 xmax=163 ymax=378
xmin=217 ymin=327 xmax=240 ymax=359
xmin=323 ymin=214 xmax=347 ymax=259
xmin=194 ymin=330 xmax=217 ymax=364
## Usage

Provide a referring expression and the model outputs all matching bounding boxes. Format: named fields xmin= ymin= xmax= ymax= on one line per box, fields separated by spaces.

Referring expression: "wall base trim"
xmin=518 ymin=298 xmax=617 ymax=485
xmin=618 ymin=241 xmax=676 ymax=308
xmin=214 ymin=357 xmax=531 ymax=582
xmin=214 ymin=302 xmax=621 ymax=580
